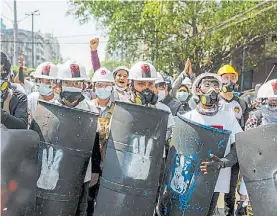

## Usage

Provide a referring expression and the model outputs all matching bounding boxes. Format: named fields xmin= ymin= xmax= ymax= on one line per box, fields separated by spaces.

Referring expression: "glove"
xmin=200 ymin=154 xmax=225 ymax=174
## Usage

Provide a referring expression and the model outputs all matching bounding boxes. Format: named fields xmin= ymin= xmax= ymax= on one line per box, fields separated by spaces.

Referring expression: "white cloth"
xmin=182 ymin=108 xmax=242 ymax=193
xmin=27 ymin=92 xmax=40 ymax=114
xmin=24 ymin=80 xmax=36 ymax=95
xmin=239 ymin=178 xmax=248 ymax=196
xmin=219 ymin=99 xmax=243 ymax=120
xmin=55 ymin=99 xmax=96 ymax=183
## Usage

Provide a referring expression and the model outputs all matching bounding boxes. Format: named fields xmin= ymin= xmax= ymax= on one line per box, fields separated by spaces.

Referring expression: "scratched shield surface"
xmin=30 ymin=100 xmax=98 ymax=216
xmin=94 ymin=101 xmax=169 ymax=216
xmin=1 ymin=125 xmax=39 ymax=216
xmin=158 ymin=114 xmax=231 ymax=216
xmin=236 ymin=123 xmax=277 ymax=216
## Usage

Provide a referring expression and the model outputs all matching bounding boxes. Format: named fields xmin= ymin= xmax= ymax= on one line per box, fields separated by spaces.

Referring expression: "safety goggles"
xmin=198 ymin=79 xmax=220 ymax=91
xmin=221 ymin=74 xmax=238 ymax=83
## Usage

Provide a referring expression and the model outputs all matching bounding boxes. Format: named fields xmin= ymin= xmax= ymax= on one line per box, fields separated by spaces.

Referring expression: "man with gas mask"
xmin=217 ymin=64 xmax=250 ymax=216
xmin=155 ymin=73 xmax=184 ymax=116
xmin=1 ymin=51 xmax=28 ymax=129
xmin=55 ymin=60 xmax=94 ymax=216
xmin=181 ymin=73 xmax=242 ymax=216
xmin=87 ymin=67 xmax=115 ymax=216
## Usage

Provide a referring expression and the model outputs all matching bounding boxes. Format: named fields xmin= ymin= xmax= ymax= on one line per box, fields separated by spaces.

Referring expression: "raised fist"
xmin=18 ymin=56 xmax=24 ymax=67
xmin=90 ymin=38 xmax=99 ymax=51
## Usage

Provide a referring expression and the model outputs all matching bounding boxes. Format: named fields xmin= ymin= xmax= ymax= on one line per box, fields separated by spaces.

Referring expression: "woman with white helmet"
xmin=112 ymin=66 xmax=131 ymax=102
xmin=87 ymin=67 xmax=115 ymax=215
xmin=180 ymin=73 xmax=242 ymax=216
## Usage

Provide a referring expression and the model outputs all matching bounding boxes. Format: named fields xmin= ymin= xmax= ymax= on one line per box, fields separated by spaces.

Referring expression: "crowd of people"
xmin=1 ymin=37 xmax=277 ymax=216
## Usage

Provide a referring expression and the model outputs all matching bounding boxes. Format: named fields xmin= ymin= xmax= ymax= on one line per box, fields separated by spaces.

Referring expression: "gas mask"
xmin=222 ymin=81 xmax=236 ymax=93
xmin=60 ymin=86 xmax=82 ymax=103
xmin=200 ymin=89 xmax=219 ymax=107
xmin=136 ymin=88 xmax=158 ymax=106
xmin=1 ymin=79 xmax=10 ymax=103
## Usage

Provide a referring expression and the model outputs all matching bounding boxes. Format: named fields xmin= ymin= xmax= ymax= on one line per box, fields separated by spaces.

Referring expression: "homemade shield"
xmin=236 ymin=123 xmax=277 ymax=216
xmin=1 ymin=125 xmax=39 ymax=216
xmin=93 ymin=101 xmax=169 ymax=216
xmin=30 ymin=100 xmax=98 ymax=216
xmin=157 ymin=114 xmax=231 ymax=216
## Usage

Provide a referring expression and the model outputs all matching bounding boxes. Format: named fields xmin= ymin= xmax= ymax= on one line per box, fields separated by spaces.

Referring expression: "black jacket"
xmin=162 ymin=95 xmax=184 ymax=116
xmin=1 ymin=90 xmax=28 ymax=129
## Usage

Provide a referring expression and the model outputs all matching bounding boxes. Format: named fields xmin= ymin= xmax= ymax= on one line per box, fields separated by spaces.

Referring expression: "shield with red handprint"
xmin=141 ymin=63 xmax=151 ymax=78
xmin=70 ymin=64 xmax=81 ymax=78
xmin=42 ymin=64 xmax=51 ymax=76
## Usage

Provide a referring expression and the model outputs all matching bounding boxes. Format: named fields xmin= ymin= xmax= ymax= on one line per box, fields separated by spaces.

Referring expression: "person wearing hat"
xmin=87 ymin=67 xmax=115 ymax=216
xmin=217 ymin=64 xmax=251 ymax=216
xmin=182 ymin=72 xmax=242 ymax=216
xmin=154 ymin=73 xmax=184 ymax=116
xmin=112 ymin=66 xmax=131 ymax=102
xmin=1 ymin=51 xmax=28 ymax=129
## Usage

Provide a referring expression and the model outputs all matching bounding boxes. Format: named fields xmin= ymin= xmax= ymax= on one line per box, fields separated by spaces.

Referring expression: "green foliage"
xmin=68 ymin=0 xmax=277 ymax=75
xmin=100 ymin=60 xmax=130 ymax=71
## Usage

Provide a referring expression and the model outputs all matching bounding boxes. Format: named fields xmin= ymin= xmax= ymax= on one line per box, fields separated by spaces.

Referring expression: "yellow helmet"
xmin=217 ymin=64 xmax=238 ymax=76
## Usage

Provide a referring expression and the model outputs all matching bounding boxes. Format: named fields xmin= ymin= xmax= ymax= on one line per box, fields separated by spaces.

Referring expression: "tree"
xmin=68 ymin=1 xmax=277 ymax=75
xmin=100 ymin=60 xmax=130 ymax=71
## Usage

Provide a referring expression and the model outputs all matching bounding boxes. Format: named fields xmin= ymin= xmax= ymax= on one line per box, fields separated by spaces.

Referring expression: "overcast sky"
xmin=1 ymin=0 xmax=107 ymax=71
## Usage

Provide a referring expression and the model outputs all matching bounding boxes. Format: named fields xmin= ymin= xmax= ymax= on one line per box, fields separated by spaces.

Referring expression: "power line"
xmin=1 ymin=14 xmax=13 ymax=22
xmin=5 ymin=0 xmax=13 ymax=12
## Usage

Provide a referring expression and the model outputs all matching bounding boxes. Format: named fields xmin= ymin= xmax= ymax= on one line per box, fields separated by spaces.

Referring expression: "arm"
xmin=1 ymin=93 xmax=28 ymax=129
xmin=90 ymin=38 xmax=101 ymax=72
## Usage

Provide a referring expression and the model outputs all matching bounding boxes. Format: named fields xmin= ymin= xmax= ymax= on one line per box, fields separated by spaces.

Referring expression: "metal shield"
xmin=1 ymin=125 xmax=39 ymax=216
xmin=93 ymin=101 xmax=169 ymax=216
xmin=30 ymin=100 xmax=98 ymax=216
xmin=158 ymin=114 xmax=231 ymax=216
xmin=236 ymin=123 xmax=277 ymax=216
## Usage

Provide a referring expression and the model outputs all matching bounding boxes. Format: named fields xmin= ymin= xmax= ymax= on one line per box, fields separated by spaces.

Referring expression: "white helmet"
xmin=155 ymin=72 xmax=165 ymax=84
xmin=92 ymin=67 xmax=114 ymax=83
xmin=129 ymin=61 xmax=158 ymax=81
xmin=191 ymin=72 xmax=222 ymax=96
xmin=34 ymin=62 xmax=58 ymax=80
xmin=257 ymin=79 xmax=277 ymax=99
xmin=112 ymin=66 xmax=129 ymax=77
xmin=57 ymin=61 xmax=87 ymax=81
xmin=181 ymin=77 xmax=192 ymax=86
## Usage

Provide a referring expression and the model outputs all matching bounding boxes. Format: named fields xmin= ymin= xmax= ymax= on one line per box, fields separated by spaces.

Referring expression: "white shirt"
xmin=24 ymin=80 xmax=36 ymax=95
xmin=13 ymin=83 xmax=27 ymax=94
xmin=182 ymin=108 xmax=242 ymax=193
xmin=219 ymin=98 xmax=243 ymax=120
xmin=55 ymin=99 xmax=96 ymax=183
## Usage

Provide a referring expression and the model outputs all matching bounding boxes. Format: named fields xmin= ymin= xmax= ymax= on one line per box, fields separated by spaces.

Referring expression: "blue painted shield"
xmin=157 ymin=114 xmax=231 ymax=216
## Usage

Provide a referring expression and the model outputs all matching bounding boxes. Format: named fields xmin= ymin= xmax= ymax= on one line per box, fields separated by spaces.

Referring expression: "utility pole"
xmin=13 ymin=0 xmax=18 ymax=65
xmin=25 ymin=10 xmax=40 ymax=68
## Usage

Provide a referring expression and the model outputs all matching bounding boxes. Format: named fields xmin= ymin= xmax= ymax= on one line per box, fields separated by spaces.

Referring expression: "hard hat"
xmin=57 ymin=61 xmax=87 ymax=81
xmin=34 ymin=62 xmax=58 ymax=80
xmin=181 ymin=77 xmax=192 ymax=86
xmin=155 ymin=72 xmax=165 ymax=84
xmin=112 ymin=66 xmax=129 ymax=77
xmin=129 ymin=61 xmax=158 ymax=81
xmin=217 ymin=64 xmax=238 ymax=76
xmin=257 ymin=79 xmax=277 ymax=99
xmin=191 ymin=72 xmax=222 ymax=96
xmin=92 ymin=67 xmax=114 ymax=83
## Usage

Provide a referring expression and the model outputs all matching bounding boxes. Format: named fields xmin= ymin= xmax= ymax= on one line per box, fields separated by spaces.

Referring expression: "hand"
xmin=184 ymin=58 xmax=190 ymax=73
xmin=200 ymin=154 xmax=224 ymax=174
xmin=37 ymin=147 xmax=63 ymax=190
xmin=90 ymin=173 xmax=99 ymax=187
xmin=90 ymin=38 xmax=99 ymax=51
xmin=18 ymin=56 xmax=24 ymax=67
xmin=126 ymin=136 xmax=153 ymax=180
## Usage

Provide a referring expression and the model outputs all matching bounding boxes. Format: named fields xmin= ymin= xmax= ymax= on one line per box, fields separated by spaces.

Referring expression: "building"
xmin=1 ymin=28 xmax=62 ymax=67
xmin=44 ymin=33 xmax=62 ymax=63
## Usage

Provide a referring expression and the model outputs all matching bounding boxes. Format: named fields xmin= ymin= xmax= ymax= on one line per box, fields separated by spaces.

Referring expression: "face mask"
xmin=200 ymin=89 xmax=219 ymax=107
xmin=61 ymin=86 xmax=82 ymax=103
xmin=95 ymin=87 xmax=112 ymax=100
xmin=158 ymin=90 xmax=166 ymax=101
xmin=137 ymin=88 xmax=158 ymax=106
xmin=115 ymin=85 xmax=126 ymax=92
xmin=177 ymin=92 xmax=189 ymax=102
xmin=38 ymin=83 xmax=53 ymax=96
xmin=222 ymin=81 xmax=236 ymax=93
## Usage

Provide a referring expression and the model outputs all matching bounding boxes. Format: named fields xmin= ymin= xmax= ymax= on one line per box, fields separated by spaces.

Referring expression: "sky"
xmin=1 ymin=0 xmax=108 ymax=71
